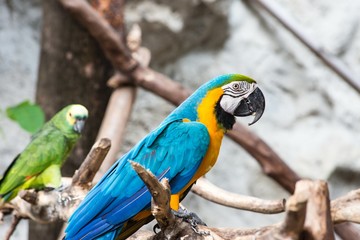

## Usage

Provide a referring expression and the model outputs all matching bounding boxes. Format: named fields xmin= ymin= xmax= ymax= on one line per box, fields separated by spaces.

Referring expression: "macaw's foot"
xmin=172 ymin=207 xmax=209 ymax=235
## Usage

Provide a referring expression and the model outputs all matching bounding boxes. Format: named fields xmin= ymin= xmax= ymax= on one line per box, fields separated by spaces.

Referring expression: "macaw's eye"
xmin=69 ymin=113 xmax=72 ymax=117
xmin=232 ymin=83 xmax=240 ymax=90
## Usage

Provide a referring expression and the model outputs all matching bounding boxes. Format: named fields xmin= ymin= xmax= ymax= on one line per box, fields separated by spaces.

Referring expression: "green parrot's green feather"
xmin=0 ymin=104 xmax=88 ymax=203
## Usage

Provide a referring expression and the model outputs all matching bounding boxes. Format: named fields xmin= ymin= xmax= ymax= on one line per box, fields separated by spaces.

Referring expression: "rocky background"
xmin=1 ymin=0 xmax=360 ymax=238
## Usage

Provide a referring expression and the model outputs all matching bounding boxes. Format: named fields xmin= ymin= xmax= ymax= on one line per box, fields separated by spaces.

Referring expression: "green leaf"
xmin=6 ymin=101 xmax=45 ymax=134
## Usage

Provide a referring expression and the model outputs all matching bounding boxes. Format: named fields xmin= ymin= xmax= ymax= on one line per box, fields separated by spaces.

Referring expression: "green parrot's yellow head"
xmin=65 ymin=104 xmax=88 ymax=134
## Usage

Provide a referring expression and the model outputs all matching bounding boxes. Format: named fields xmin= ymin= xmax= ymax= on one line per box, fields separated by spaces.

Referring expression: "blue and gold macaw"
xmin=64 ymin=74 xmax=265 ymax=240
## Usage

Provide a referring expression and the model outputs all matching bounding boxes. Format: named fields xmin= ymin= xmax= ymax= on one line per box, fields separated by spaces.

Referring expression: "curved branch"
xmin=192 ymin=177 xmax=285 ymax=214
xmin=331 ymin=188 xmax=360 ymax=224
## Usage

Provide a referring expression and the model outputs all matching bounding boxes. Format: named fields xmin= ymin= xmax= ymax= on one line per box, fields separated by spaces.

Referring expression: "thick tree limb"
xmin=302 ymin=180 xmax=335 ymax=240
xmin=94 ymin=87 xmax=136 ymax=181
xmin=129 ymin=167 xmax=343 ymax=240
xmin=192 ymin=177 xmax=285 ymax=214
xmin=59 ymin=0 xmax=137 ymax=73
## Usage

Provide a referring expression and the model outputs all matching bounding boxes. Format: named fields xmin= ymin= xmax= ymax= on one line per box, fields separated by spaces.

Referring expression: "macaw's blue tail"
xmin=95 ymin=230 xmax=120 ymax=240
xmin=63 ymin=226 xmax=122 ymax=240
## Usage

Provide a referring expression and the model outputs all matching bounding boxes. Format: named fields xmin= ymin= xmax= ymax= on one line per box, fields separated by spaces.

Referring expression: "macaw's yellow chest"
xmin=188 ymin=88 xmax=226 ymax=186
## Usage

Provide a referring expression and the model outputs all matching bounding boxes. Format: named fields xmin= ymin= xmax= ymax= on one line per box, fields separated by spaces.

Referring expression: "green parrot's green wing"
xmin=0 ymin=104 xmax=87 ymax=202
xmin=0 ymin=123 xmax=74 ymax=200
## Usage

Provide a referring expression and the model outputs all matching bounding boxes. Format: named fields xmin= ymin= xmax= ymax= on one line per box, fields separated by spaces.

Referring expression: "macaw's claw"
xmin=153 ymin=223 xmax=160 ymax=234
xmin=172 ymin=207 xmax=209 ymax=235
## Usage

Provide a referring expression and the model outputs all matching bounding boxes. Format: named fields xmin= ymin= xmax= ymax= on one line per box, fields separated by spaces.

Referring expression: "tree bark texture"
xmin=32 ymin=0 xmax=112 ymax=239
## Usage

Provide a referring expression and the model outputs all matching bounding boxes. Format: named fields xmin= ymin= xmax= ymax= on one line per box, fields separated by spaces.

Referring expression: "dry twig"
xmin=4 ymin=214 xmax=21 ymax=240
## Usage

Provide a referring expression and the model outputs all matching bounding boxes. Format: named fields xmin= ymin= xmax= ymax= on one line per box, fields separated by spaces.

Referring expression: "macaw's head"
xmin=65 ymin=104 xmax=88 ymax=134
xmin=218 ymin=75 xmax=265 ymax=126
xmin=194 ymin=74 xmax=265 ymax=131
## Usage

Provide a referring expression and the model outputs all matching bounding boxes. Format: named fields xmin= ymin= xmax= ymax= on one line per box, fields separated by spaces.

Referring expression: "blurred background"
xmin=1 ymin=0 xmax=360 ymax=239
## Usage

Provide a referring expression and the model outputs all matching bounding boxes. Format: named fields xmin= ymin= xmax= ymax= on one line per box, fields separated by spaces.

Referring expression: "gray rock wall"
xmin=1 ymin=0 xmax=360 ymax=238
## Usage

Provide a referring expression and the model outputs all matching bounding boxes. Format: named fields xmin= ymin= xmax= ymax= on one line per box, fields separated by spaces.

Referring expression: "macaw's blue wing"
xmin=65 ymin=119 xmax=210 ymax=240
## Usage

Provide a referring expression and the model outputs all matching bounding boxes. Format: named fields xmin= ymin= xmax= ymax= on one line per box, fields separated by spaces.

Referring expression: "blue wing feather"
xmin=65 ymin=119 xmax=210 ymax=240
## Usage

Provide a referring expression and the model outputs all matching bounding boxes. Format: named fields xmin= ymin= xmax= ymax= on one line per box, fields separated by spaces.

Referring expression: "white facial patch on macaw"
xmin=220 ymin=81 xmax=257 ymax=114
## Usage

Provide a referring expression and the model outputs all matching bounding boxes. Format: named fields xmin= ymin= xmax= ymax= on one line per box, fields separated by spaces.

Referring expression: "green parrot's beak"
xmin=234 ymin=87 xmax=265 ymax=126
xmin=74 ymin=119 xmax=86 ymax=133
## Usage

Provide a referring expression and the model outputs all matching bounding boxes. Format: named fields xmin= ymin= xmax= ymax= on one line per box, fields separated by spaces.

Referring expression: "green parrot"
xmin=0 ymin=104 xmax=88 ymax=204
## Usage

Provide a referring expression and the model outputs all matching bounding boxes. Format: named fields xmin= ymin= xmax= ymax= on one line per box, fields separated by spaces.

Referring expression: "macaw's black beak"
xmin=234 ymin=87 xmax=265 ymax=126
xmin=74 ymin=119 xmax=86 ymax=133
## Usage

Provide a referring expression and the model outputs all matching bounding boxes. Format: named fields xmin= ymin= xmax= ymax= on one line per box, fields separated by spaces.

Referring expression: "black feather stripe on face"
xmin=215 ymin=96 xmax=236 ymax=130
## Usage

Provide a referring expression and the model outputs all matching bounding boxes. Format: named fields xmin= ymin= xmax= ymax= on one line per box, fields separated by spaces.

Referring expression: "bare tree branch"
xmin=95 ymin=25 xmax=151 ymax=181
xmin=130 ymin=162 xmax=217 ymax=240
xmin=192 ymin=177 xmax=285 ymax=214
xmin=94 ymin=87 xmax=136 ymax=181
xmin=331 ymin=188 xmax=360 ymax=224
xmin=72 ymin=138 xmax=111 ymax=188
xmin=302 ymin=180 xmax=335 ymax=240
xmin=5 ymin=214 xmax=21 ymax=240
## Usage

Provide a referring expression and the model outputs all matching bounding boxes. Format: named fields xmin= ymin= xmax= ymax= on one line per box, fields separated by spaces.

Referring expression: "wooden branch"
xmin=129 ymin=166 xmax=343 ymax=240
xmin=334 ymin=223 xmax=360 ymax=240
xmin=72 ymin=138 xmax=111 ymax=188
xmin=192 ymin=177 xmax=285 ymax=214
xmin=58 ymin=0 xmax=300 ymax=195
xmin=331 ymin=188 xmax=360 ymax=224
xmin=278 ymin=183 xmax=308 ymax=238
xmin=59 ymin=0 xmax=137 ymax=73
xmin=94 ymin=87 xmax=136 ymax=181
xmin=5 ymin=214 xmax=21 ymax=240
xmin=248 ymin=0 xmax=360 ymax=95
xmin=302 ymin=180 xmax=335 ymax=240
xmin=130 ymin=162 xmax=214 ymax=240
xmin=130 ymin=162 xmax=176 ymax=231
xmin=95 ymin=25 xmax=150 ymax=181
